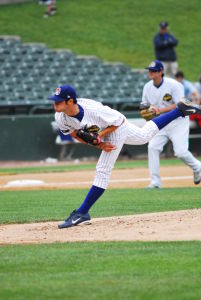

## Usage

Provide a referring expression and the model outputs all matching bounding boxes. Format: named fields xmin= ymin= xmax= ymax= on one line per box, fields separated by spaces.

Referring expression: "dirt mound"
xmin=1 ymin=209 xmax=200 ymax=245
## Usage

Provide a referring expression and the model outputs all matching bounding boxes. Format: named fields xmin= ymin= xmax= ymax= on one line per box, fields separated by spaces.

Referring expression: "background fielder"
xmin=140 ymin=60 xmax=201 ymax=188
xmin=50 ymin=84 xmax=201 ymax=229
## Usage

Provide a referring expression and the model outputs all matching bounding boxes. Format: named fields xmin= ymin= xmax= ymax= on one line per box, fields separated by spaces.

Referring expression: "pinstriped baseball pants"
xmin=93 ymin=120 xmax=159 ymax=189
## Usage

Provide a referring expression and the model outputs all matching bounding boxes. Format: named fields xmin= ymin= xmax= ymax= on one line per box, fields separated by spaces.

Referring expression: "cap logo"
xmin=55 ymin=87 xmax=61 ymax=95
xmin=149 ymin=61 xmax=156 ymax=68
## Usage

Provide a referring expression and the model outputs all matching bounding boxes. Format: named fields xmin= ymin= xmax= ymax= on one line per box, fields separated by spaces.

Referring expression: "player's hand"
xmin=140 ymin=104 xmax=160 ymax=121
xmin=98 ymin=142 xmax=117 ymax=152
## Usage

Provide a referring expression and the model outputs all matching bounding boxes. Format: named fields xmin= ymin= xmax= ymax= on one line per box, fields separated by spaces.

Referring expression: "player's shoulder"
xmin=55 ymin=112 xmax=60 ymax=119
xmin=154 ymin=32 xmax=160 ymax=39
xmin=55 ymin=112 xmax=63 ymax=123
xmin=164 ymin=77 xmax=183 ymax=87
xmin=78 ymin=98 xmax=103 ymax=108
xmin=143 ymin=80 xmax=153 ymax=90
xmin=164 ymin=77 xmax=179 ymax=85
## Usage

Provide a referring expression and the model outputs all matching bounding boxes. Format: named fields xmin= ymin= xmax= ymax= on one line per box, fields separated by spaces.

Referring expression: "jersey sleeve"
xmin=96 ymin=106 xmax=124 ymax=127
xmin=172 ymin=82 xmax=185 ymax=104
xmin=141 ymin=84 xmax=150 ymax=105
xmin=167 ymin=34 xmax=178 ymax=47
xmin=55 ymin=113 xmax=74 ymax=135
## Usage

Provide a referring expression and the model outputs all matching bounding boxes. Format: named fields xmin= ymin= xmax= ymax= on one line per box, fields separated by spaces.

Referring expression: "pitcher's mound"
xmin=0 ymin=209 xmax=201 ymax=245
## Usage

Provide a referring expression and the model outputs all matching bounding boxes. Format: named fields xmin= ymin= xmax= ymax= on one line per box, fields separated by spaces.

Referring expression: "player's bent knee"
xmin=94 ymin=168 xmax=112 ymax=189
xmin=175 ymin=151 xmax=188 ymax=158
xmin=148 ymin=144 xmax=162 ymax=152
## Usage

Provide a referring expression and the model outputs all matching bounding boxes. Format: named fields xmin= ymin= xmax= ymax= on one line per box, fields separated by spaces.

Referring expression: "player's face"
xmin=176 ymin=77 xmax=183 ymax=83
xmin=54 ymin=100 xmax=67 ymax=112
xmin=148 ymin=70 xmax=162 ymax=80
xmin=160 ymin=28 xmax=168 ymax=34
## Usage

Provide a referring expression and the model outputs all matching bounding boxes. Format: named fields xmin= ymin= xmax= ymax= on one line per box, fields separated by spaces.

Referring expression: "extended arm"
xmin=157 ymin=104 xmax=176 ymax=114
xmin=140 ymin=103 xmax=177 ymax=121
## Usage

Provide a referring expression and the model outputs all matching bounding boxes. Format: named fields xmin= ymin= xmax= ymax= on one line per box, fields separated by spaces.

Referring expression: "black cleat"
xmin=177 ymin=98 xmax=201 ymax=116
xmin=58 ymin=210 xmax=91 ymax=229
xmin=193 ymin=169 xmax=201 ymax=185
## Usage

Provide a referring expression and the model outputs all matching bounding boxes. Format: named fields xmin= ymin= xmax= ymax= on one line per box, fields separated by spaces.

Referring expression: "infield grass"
xmin=1 ymin=168 xmax=201 ymax=300
xmin=0 ymin=0 xmax=200 ymax=79
xmin=0 ymin=187 xmax=200 ymax=224
xmin=0 ymin=242 xmax=201 ymax=300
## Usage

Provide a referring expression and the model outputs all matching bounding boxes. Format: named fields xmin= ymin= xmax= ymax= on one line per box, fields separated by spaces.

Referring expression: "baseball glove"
xmin=84 ymin=125 xmax=100 ymax=133
xmin=76 ymin=127 xmax=101 ymax=146
xmin=139 ymin=104 xmax=160 ymax=121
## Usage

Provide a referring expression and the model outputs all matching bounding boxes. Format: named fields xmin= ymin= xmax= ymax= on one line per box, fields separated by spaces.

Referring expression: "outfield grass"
xmin=0 ymin=0 xmax=200 ymax=79
xmin=0 ymin=242 xmax=201 ymax=300
xmin=0 ymin=187 xmax=200 ymax=224
xmin=1 ymin=158 xmax=200 ymax=175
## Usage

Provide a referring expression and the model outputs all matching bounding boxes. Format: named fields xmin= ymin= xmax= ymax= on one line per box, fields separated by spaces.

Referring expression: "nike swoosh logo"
xmin=72 ymin=217 xmax=82 ymax=225
xmin=186 ymin=109 xmax=196 ymax=113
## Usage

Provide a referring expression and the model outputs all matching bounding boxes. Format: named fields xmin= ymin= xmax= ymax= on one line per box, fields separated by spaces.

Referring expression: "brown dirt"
xmin=0 ymin=165 xmax=200 ymax=245
xmin=0 ymin=209 xmax=201 ymax=245
xmin=0 ymin=165 xmax=199 ymax=190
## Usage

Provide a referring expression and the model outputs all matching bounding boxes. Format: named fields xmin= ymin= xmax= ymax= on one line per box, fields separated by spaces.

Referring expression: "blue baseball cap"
xmin=159 ymin=21 xmax=168 ymax=28
xmin=145 ymin=60 xmax=164 ymax=72
xmin=50 ymin=85 xmax=77 ymax=102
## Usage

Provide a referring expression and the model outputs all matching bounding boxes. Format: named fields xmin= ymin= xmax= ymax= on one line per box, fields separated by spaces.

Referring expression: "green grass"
xmin=0 ymin=0 xmax=200 ymax=79
xmin=0 ymin=187 xmax=200 ymax=224
xmin=1 ymin=173 xmax=201 ymax=299
xmin=0 ymin=242 xmax=201 ymax=300
xmin=1 ymin=157 xmax=200 ymax=174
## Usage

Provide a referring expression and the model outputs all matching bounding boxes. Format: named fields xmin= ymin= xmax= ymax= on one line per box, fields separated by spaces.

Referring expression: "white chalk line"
xmin=0 ymin=175 xmax=193 ymax=189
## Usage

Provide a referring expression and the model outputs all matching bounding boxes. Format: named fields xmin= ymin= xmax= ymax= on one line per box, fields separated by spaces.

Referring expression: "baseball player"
xmin=140 ymin=60 xmax=201 ymax=188
xmin=50 ymin=84 xmax=201 ymax=228
xmin=39 ymin=0 xmax=57 ymax=18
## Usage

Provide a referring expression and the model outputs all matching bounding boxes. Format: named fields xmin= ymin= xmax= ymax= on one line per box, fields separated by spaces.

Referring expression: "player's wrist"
xmin=97 ymin=142 xmax=104 ymax=149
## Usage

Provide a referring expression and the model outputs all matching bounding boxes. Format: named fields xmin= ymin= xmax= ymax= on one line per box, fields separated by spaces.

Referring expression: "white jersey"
xmin=142 ymin=77 xmax=201 ymax=188
xmin=54 ymin=97 xmax=159 ymax=189
xmin=55 ymin=98 xmax=124 ymax=134
xmin=142 ymin=77 xmax=184 ymax=108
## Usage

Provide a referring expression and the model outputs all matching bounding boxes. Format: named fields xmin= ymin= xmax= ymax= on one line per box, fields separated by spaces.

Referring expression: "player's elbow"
xmin=71 ymin=130 xmax=77 ymax=138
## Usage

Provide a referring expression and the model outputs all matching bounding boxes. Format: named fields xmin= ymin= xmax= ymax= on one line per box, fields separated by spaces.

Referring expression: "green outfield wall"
xmin=0 ymin=114 xmax=147 ymax=161
xmin=0 ymin=115 xmax=110 ymax=161
xmin=0 ymin=114 xmax=57 ymax=160
xmin=0 ymin=115 xmax=200 ymax=161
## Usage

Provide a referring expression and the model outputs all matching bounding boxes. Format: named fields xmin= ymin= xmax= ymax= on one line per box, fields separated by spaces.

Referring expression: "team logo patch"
xmin=163 ymin=93 xmax=172 ymax=101
xmin=55 ymin=87 xmax=61 ymax=95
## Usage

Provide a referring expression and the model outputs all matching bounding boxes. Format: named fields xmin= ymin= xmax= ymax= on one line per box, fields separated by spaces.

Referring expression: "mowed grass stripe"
xmin=1 ymin=158 xmax=201 ymax=174
xmin=0 ymin=242 xmax=201 ymax=300
xmin=0 ymin=187 xmax=200 ymax=224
